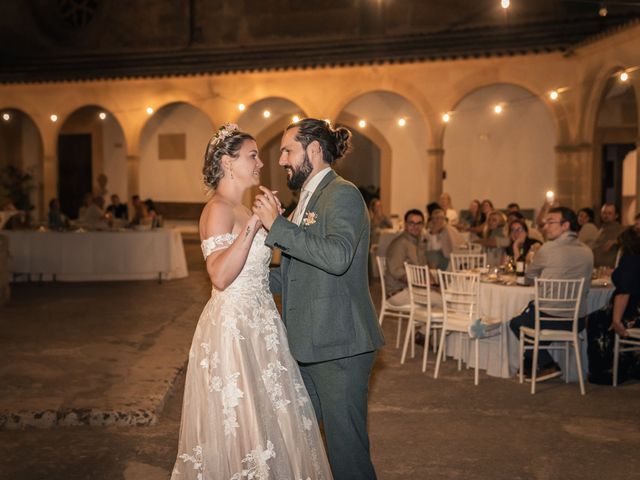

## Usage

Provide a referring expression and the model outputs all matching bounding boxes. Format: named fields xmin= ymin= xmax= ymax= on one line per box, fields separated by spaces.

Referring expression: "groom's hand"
xmin=252 ymin=186 xmax=280 ymax=231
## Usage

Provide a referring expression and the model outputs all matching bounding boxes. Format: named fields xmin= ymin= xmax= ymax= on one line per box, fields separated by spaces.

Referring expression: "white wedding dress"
xmin=171 ymin=229 xmax=332 ymax=480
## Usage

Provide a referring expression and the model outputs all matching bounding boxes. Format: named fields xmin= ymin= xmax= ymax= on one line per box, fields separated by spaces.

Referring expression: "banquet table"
xmin=1 ymin=228 xmax=188 ymax=282
xmin=443 ymin=279 xmax=614 ymax=381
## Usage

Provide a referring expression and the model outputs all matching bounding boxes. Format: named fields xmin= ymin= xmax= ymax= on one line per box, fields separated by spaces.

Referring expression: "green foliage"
xmin=0 ymin=166 xmax=34 ymax=211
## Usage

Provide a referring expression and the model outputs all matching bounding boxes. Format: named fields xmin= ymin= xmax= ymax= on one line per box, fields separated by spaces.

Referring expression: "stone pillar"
xmin=426 ymin=148 xmax=444 ymax=203
xmin=554 ymin=144 xmax=593 ymax=210
xmin=127 ymin=155 xmax=140 ymax=199
xmin=0 ymin=235 xmax=9 ymax=306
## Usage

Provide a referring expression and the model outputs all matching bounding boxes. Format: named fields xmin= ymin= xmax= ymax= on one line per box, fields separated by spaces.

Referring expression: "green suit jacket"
xmin=266 ymin=170 xmax=385 ymax=363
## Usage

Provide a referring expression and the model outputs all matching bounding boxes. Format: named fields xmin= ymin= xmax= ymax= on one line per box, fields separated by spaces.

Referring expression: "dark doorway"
xmin=58 ymin=134 xmax=92 ymax=219
xmin=601 ymin=143 xmax=635 ymax=211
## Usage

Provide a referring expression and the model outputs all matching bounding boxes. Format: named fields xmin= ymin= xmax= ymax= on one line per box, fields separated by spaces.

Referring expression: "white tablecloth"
xmin=2 ymin=229 xmax=188 ymax=281
xmin=444 ymin=281 xmax=613 ymax=380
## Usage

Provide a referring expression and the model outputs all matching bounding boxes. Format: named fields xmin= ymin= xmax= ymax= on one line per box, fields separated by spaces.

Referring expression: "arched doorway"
xmin=57 ymin=105 xmax=126 ymax=219
xmin=593 ymin=75 xmax=638 ymax=224
xmin=0 ymin=108 xmax=44 ymax=221
xmin=336 ymin=91 xmax=428 ymax=219
xmin=443 ymin=84 xmax=556 ymax=212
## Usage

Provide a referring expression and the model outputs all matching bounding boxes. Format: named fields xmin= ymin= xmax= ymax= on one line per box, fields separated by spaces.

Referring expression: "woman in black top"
xmin=610 ymin=227 xmax=640 ymax=338
xmin=508 ymin=218 xmax=541 ymax=262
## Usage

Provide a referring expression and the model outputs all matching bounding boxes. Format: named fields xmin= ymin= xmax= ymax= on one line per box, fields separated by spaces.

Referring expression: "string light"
xmin=292 ymin=115 xmax=300 ymax=123
xmin=50 ymin=114 xmax=58 ymax=122
xmin=146 ymin=107 xmax=154 ymax=115
xmin=442 ymin=113 xmax=451 ymax=123
xmin=549 ymin=90 xmax=559 ymax=101
xmin=619 ymin=71 xmax=629 ymax=82
xmin=358 ymin=119 xmax=367 ymax=128
xmin=493 ymin=104 xmax=503 ymax=114
xmin=501 ymin=0 xmax=510 ymax=9
xmin=2 ymin=113 xmax=10 ymax=121
xmin=397 ymin=118 xmax=406 ymax=127
xmin=263 ymin=110 xmax=271 ymax=118
xmin=98 ymin=112 xmax=107 ymax=120
xmin=238 ymin=103 xmax=246 ymax=111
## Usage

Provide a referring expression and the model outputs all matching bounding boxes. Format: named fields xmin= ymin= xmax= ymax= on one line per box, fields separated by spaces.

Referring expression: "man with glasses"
xmin=592 ymin=203 xmax=624 ymax=268
xmin=509 ymin=207 xmax=593 ymax=381
xmin=385 ymin=209 xmax=428 ymax=307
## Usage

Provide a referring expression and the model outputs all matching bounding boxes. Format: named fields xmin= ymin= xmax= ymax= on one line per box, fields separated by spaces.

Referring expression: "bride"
xmin=171 ymin=124 xmax=333 ymax=480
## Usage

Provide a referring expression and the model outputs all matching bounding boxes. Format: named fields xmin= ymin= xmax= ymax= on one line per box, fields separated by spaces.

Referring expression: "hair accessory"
xmin=213 ymin=123 xmax=239 ymax=145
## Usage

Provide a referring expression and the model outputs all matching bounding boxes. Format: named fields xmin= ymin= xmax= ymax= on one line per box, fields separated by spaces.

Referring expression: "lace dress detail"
xmin=172 ymin=229 xmax=332 ymax=480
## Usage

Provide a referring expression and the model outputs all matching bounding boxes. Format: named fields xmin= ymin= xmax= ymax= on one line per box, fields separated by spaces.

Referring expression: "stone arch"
xmin=335 ymin=90 xmax=430 ymax=217
xmin=0 ymin=107 xmax=45 ymax=218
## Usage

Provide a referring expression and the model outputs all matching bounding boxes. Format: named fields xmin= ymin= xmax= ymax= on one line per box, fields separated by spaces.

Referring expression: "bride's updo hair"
xmin=286 ymin=118 xmax=352 ymax=165
xmin=203 ymin=123 xmax=254 ymax=189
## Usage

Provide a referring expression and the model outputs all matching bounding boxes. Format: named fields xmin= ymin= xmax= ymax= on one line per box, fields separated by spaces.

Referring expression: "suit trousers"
xmin=299 ymin=351 xmax=377 ymax=480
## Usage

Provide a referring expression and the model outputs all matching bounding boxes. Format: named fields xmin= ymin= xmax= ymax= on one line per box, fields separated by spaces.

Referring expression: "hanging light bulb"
xmin=238 ymin=103 xmax=246 ymax=111
xmin=263 ymin=110 xmax=271 ymax=118
xmin=620 ymin=71 xmax=629 ymax=82
xmin=146 ymin=107 xmax=154 ymax=115
xmin=398 ymin=118 xmax=407 ymax=127
xmin=2 ymin=113 xmax=10 ymax=121
xmin=98 ymin=112 xmax=107 ymax=120
xmin=549 ymin=90 xmax=559 ymax=101
xmin=358 ymin=119 xmax=366 ymax=128
xmin=50 ymin=114 xmax=58 ymax=122
xmin=493 ymin=104 xmax=503 ymax=114
xmin=501 ymin=0 xmax=510 ymax=9
xmin=292 ymin=115 xmax=300 ymax=123
xmin=442 ymin=113 xmax=451 ymax=123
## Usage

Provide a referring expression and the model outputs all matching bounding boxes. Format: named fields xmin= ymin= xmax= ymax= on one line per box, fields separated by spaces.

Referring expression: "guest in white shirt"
xmin=439 ymin=192 xmax=459 ymax=227
xmin=78 ymin=193 xmax=105 ymax=226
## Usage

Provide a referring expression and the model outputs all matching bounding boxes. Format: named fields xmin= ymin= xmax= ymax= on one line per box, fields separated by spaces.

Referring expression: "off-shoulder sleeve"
xmin=201 ymin=233 xmax=238 ymax=260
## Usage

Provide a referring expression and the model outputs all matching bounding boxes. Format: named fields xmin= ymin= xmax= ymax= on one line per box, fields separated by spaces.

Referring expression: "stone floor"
xmin=0 ymin=234 xmax=639 ymax=479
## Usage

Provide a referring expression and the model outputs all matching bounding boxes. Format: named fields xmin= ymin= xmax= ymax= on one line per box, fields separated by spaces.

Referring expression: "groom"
xmin=253 ymin=118 xmax=384 ymax=480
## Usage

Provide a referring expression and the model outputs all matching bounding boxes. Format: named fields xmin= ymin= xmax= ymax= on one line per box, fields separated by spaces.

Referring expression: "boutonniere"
xmin=303 ymin=211 xmax=318 ymax=226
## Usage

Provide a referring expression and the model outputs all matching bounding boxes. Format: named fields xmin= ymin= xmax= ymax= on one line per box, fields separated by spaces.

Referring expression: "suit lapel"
xmin=303 ymin=169 xmax=337 ymax=218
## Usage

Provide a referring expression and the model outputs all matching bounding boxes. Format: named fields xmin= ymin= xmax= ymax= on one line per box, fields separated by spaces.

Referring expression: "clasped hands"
xmin=252 ymin=186 xmax=284 ymax=231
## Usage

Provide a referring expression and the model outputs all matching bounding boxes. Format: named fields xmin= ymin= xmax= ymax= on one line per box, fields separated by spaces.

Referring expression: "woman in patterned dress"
xmin=171 ymin=124 xmax=333 ymax=480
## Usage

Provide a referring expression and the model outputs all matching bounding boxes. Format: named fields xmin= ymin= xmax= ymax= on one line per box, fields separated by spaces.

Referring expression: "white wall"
xmin=341 ymin=91 xmax=429 ymax=217
xmin=101 ymin=115 xmax=127 ymax=201
xmin=443 ymin=84 xmax=556 ymax=212
xmin=139 ymin=103 xmax=213 ymax=202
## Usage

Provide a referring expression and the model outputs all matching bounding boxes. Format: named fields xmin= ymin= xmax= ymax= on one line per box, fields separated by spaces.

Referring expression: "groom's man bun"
xmin=287 ymin=118 xmax=352 ymax=165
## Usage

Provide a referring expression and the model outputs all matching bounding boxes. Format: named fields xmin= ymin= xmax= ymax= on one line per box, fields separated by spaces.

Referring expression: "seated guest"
xmin=460 ymin=199 xmax=482 ymax=231
xmin=425 ymin=208 xmax=464 ymax=270
xmin=439 ymin=192 xmax=458 ymax=226
xmin=509 ymin=218 xmax=541 ymax=263
xmin=577 ymin=207 xmax=598 ymax=248
xmin=510 ymin=207 xmax=593 ymax=380
xmin=588 ymin=226 xmax=640 ymax=384
xmin=130 ymin=195 xmax=150 ymax=225
xmin=106 ymin=194 xmax=128 ymax=220
xmin=78 ymin=193 xmax=105 ymax=226
xmin=384 ymin=209 xmax=427 ymax=306
xmin=47 ymin=198 xmax=69 ymax=230
xmin=425 ymin=201 xmax=442 ymax=219
xmin=474 ymin=210 xmax=508 ymax=266
xmin=592 ymin=203 xmax=625 ymax=267
xmin=470 ymin=198 xmax=493 ymax=235
xmin=144 ymin=198 xmax=159 ymax=227
xmin=506 ymin=202 xmax=520 ymax=215
xmin=507 ymin=210 xmax=544 ymax=243
xmin=369 ymin=197 xmax=393 ymax=244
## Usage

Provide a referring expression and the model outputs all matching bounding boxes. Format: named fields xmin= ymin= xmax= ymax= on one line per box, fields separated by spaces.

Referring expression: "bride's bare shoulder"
xmin=200 ymin=196 xmax=236 ymax=241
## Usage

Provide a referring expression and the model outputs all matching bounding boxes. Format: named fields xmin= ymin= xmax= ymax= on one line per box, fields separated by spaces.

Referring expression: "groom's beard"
xmin=286 ymin=152 xmax=313 ymax=191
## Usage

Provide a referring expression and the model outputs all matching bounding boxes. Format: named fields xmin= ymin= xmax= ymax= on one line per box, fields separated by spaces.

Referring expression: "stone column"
xmin=126 ymin=155 xmax=140 ymax=199
xmin=426 ymin=148 xmax=444 ymax=203
xmin=554 ymin=144 xmax=593 ymax=210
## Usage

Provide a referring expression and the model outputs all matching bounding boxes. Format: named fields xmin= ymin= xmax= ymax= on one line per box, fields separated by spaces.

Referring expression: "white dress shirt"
xmin=292 ymin=167 xmax=332 ymax=225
